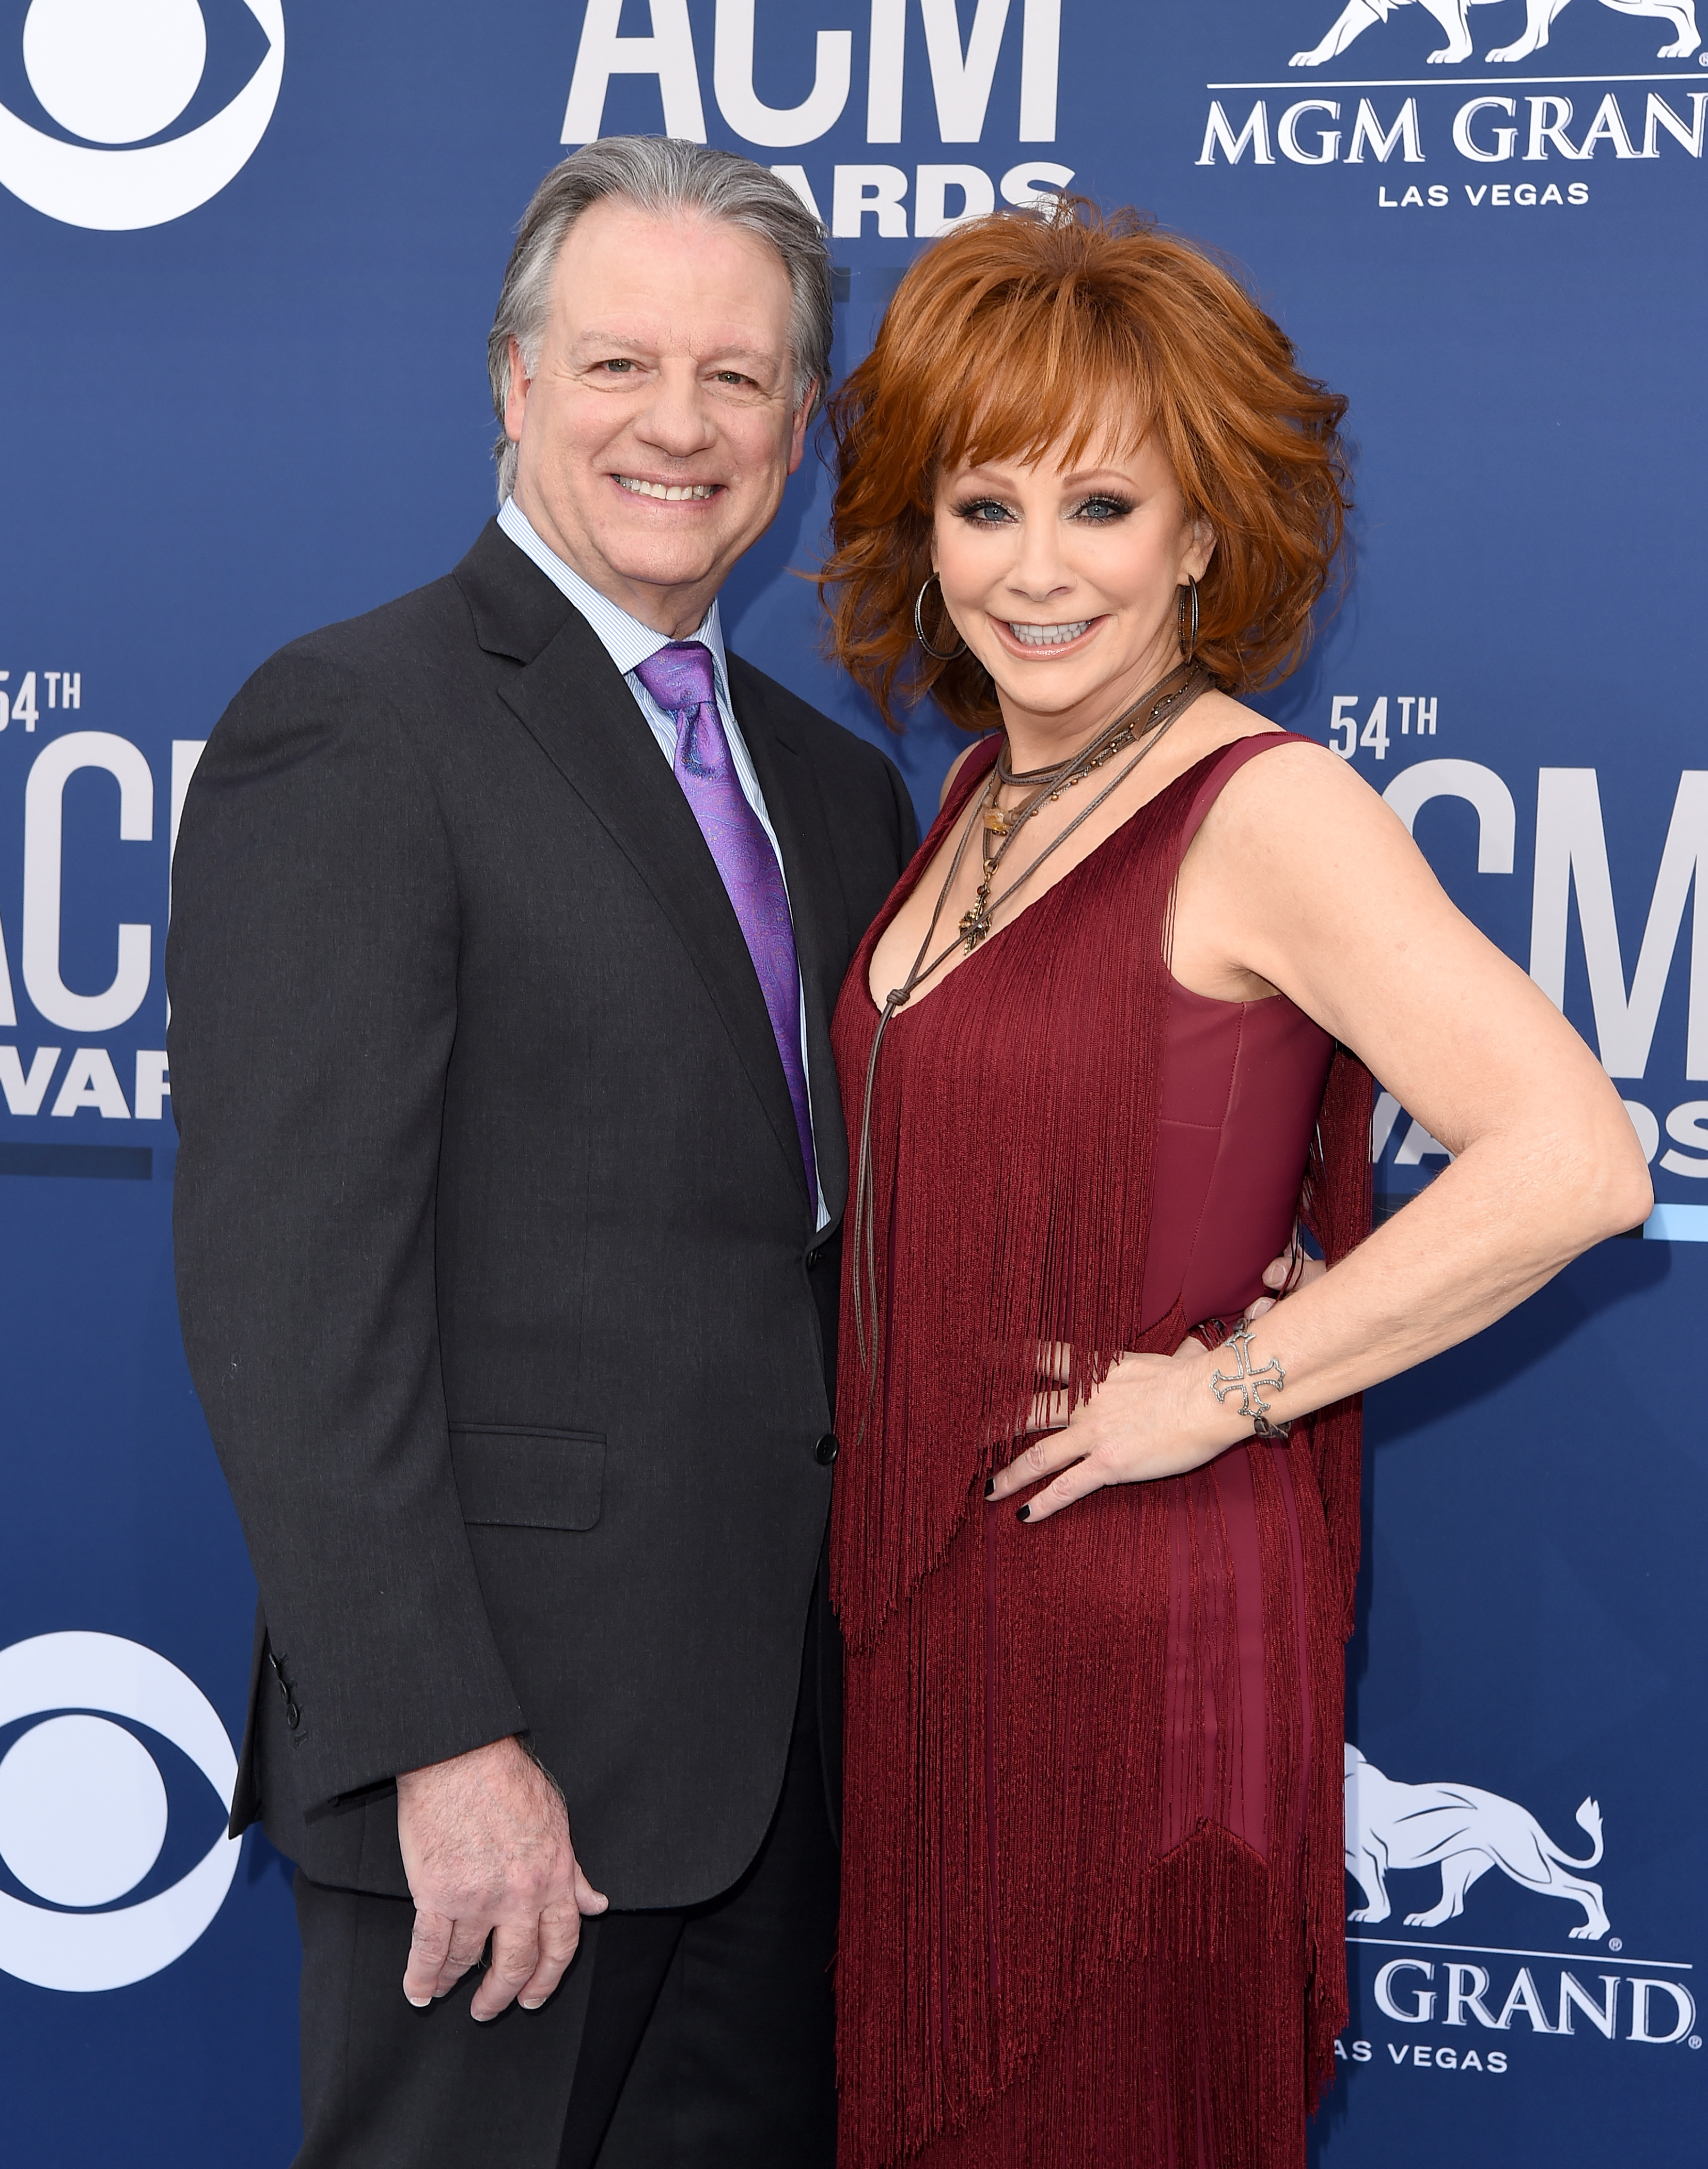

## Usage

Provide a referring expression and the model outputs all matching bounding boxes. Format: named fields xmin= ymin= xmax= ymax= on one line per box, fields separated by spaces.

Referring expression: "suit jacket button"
xmin=813 ymin=1432 xmax=839 ymax=1466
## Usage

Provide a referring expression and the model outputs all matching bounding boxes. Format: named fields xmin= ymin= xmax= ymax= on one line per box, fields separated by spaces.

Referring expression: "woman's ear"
xmin=1185 ymin=515 xmax=1217 ymax=583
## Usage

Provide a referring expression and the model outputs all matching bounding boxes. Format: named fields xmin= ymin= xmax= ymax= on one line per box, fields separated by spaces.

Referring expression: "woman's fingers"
xmin=1260 ymin=1248 xmax=1327 ymax=1294
xmin=1024 ymin=1388 xmax=1072 ymax=1434
xmin=1038 ymin=1340 xmax=1073 ymax=1384
xmin=1010 ymin=1449 xmax=1115 ymax=1524
xmin=987 ymin=1424 xmax=1088 ymax=1502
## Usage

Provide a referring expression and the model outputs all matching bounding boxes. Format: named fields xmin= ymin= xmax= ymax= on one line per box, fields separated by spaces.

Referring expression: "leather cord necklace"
xmin=851 ymin=662 xmax=1212 ymax=1404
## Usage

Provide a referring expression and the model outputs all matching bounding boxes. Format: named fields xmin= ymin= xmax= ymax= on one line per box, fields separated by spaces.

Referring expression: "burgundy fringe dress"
xmin=829 ymin=733 xmax=1372 ymax=2169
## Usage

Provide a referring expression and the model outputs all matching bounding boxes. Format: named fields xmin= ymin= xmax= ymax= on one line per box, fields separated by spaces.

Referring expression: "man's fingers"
xmin=435 ymin=1916 xmax=493 ymax=1997
xmin=988 ymin=1425 xmax=1087 ymax=1502
xmin=402 ymin=1909 xmax=454 ymax=2008
xmin=573 ymin=1867 xmax=609 ymax=1916
xmin=518 ymin=1901 xmax=585 ymax=2012
xmin=471 ymin=1921 xmax=542 ymax=2022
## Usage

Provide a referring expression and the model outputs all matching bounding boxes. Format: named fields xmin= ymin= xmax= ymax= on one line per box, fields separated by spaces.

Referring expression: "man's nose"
xmin=633 ymin=362 xmax=719 ymax=459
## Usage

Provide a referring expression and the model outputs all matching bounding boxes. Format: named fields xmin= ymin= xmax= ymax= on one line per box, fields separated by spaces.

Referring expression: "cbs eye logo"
xmin=0 ymin=0 xmax=284 ymax=230
xmin=0 ymin=1631 xmax=242 ymax=1992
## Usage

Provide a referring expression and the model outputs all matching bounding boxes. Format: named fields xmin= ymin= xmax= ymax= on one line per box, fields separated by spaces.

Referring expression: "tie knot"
xmin=634 ymin=641 xmax=718 ymax=718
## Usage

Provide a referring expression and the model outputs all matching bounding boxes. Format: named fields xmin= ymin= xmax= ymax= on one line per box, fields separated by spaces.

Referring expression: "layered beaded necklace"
xmin=956 ymin=662 xmax=1210 ymax=953
xmin=851 ymin=659 xmax=1212 ymax=1391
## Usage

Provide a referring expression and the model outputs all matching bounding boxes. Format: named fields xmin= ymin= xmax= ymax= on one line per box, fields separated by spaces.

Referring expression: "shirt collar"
xmin=498 ymin=495 xmax=728 ymax=694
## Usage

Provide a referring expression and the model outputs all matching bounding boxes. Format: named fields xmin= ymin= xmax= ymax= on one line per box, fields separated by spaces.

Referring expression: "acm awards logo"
xmin=0 ymin=1632 xmax=242 ymax=1992
xmin=0 ymin=0 xmax=284 ymax=230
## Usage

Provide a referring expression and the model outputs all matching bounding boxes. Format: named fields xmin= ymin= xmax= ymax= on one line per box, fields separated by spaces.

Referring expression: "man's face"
xmin=505 ymin=200 xmax=812 ymax=636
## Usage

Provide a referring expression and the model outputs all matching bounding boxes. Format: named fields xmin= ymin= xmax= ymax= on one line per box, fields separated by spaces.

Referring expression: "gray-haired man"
xmin=168 ymin=140 xmax=917 ymax=2167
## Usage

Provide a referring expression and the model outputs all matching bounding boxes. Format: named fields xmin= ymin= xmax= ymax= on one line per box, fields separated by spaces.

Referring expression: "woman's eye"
xmin=1073 ymin=495 xmax=1132 ymax=522
xmin=954 ymin=499 xmax=1014 ymax=524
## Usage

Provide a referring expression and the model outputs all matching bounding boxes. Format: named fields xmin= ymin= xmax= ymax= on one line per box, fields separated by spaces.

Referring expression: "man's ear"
xmin=504 ymin=335 xmax=533 ymax=449
xmin=786 ymin=381 xmax=818 ymax=477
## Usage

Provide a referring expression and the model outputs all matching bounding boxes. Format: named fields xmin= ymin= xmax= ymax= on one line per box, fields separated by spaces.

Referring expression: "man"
xmin=169 ymin=138 xmax=917 ymax=2168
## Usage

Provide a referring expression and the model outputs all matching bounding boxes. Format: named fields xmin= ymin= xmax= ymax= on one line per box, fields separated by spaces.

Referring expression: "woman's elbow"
xmin=1577 ymin=1116 xmax=1654 ymax=1245
xmin=1603 ymin=1154 xmax=1654 ymax=1240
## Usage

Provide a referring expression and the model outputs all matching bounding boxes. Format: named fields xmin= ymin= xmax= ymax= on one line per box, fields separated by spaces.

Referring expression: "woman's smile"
xmin=991 ymin=614 xmax=1104 ymax=658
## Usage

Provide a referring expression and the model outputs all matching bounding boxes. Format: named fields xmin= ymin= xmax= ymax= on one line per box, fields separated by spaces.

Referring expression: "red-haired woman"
xmin=818 ymin=200 xmax=1646 ymax=2169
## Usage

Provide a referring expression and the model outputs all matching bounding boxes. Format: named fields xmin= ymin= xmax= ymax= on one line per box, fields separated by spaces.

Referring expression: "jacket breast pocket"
xmin=448 ymin=1426 xmax=605 ymax=1531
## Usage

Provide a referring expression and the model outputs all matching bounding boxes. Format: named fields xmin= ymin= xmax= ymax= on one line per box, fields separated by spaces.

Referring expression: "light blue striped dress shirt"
xmin=497 ymin=496 xmax=827 ymax=1228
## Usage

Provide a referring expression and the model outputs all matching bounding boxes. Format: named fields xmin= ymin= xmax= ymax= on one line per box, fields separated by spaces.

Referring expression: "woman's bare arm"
xmin=993 ymin=740 xmax=1652 ymax=1519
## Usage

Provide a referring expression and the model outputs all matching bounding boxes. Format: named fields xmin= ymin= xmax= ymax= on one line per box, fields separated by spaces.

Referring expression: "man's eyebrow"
xmin=570 ymin=331 xmax=654 ymax=354
xmin=570 ymin=331 xmax=784 ymax=368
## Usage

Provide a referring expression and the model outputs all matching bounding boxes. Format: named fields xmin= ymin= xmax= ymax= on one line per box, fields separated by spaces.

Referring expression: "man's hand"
xmin=395 ymin=1736 xmax=608 ymax=2020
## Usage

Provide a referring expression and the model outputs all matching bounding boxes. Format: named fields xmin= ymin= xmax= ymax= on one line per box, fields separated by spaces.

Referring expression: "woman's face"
xmin=931 ymin=426 xmax=1214 ymax=742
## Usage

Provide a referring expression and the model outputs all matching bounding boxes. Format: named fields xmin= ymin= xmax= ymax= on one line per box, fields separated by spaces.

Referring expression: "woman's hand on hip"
xmin=987 ymin=1239 xmax=1313 ymax=1523
xmin=987 ymin=1339 xmax=1232 ymax=1522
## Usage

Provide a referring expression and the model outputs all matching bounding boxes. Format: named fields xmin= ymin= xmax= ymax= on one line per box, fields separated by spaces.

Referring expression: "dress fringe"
xmin=831 ymin=739 xmax=1373 ymax=2168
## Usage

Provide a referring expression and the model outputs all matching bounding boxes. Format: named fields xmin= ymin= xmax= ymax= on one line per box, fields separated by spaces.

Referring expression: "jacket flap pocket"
xmin=449 ymin=1428 xmax=605 ymax=1531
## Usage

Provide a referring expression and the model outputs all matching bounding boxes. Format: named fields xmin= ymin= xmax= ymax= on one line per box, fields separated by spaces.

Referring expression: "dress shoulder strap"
xmin=1176 ymin=729 xmax=1313 ymax=861
xmin=937 ymin=733 xmax=1001 ymax=830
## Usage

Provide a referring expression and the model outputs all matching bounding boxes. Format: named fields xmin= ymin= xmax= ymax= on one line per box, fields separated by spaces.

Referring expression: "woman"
xmin=817 ymin=201 xmax=1648 ymax=2169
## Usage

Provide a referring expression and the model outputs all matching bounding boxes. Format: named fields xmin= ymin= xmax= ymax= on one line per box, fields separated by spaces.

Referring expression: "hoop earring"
xmin=1178 ymin=575 xmax=1200 ymax=665
xmin=914 ymin=574 xmax=967 ymax=662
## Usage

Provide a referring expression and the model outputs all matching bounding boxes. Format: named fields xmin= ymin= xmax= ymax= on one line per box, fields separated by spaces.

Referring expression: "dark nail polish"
xmin=984 ymin=1476 xmax=995 ymax=1499
xmin=1015 ymin=1505 xmax=1030 ymax=1523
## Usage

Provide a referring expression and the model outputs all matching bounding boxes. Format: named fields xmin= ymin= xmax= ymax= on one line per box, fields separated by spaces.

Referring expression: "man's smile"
xmin=612 ymin=474 xmax=723 ymax=502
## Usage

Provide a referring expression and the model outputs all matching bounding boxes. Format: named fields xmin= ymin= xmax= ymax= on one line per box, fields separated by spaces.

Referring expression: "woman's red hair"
xmin=818 ymin=198 xmax=1351 ymax=732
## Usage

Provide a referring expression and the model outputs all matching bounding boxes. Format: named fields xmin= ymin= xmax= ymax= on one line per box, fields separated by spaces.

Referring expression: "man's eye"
xmin=600 ymin=359 xmax=637 ymax=374
xmin=713 ymin=370 xmax=752 ymax=387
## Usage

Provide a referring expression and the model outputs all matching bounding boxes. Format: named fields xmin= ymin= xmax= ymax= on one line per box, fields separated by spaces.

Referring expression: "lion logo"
xmin=1344 ymin=1744 xmax=1610 ymax=1941
xmin=1290 ymin=0 xmax=1700 ymax=69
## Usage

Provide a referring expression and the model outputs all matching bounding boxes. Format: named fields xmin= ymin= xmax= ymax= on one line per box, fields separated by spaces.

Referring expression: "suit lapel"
xmin=454 ymin=526 xmax=810 ymax=1214
xmin=728 ymin=655 xmax=854 ymax=1232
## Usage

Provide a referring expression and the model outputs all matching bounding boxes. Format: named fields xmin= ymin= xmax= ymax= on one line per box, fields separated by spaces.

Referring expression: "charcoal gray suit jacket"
xmin=167 ymin=519 xmax=916 ymax=1907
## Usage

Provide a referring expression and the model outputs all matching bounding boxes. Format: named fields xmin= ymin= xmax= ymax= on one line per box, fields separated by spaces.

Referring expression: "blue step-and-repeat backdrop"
xmin=0 ymin=3 xmax=1701 ymax=2161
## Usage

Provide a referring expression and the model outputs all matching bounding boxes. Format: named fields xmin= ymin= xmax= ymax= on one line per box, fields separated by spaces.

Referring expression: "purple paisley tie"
xmin=633 ymin=641 xmax=817 ymax=1213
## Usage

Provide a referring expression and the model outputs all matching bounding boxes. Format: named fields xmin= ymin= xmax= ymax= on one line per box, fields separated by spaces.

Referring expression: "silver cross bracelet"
xmin=1208 ymin=1327 xmax=1292 ymax=1440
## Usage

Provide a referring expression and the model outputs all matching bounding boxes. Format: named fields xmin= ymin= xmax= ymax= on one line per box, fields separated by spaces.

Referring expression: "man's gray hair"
xmin=488 ymin=137 xmax=834 ymax=505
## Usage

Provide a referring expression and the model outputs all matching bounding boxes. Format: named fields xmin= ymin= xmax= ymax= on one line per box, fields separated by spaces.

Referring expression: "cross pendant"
xmin=959 ymin=894 xmax=992 ymax=950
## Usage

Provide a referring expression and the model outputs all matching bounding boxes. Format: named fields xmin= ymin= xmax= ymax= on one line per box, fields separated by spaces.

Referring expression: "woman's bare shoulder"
xmin=1195 ymin=720 xmax=1433 ymax=905
xmin=937 ymin=734 xmax=995 ymax=810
